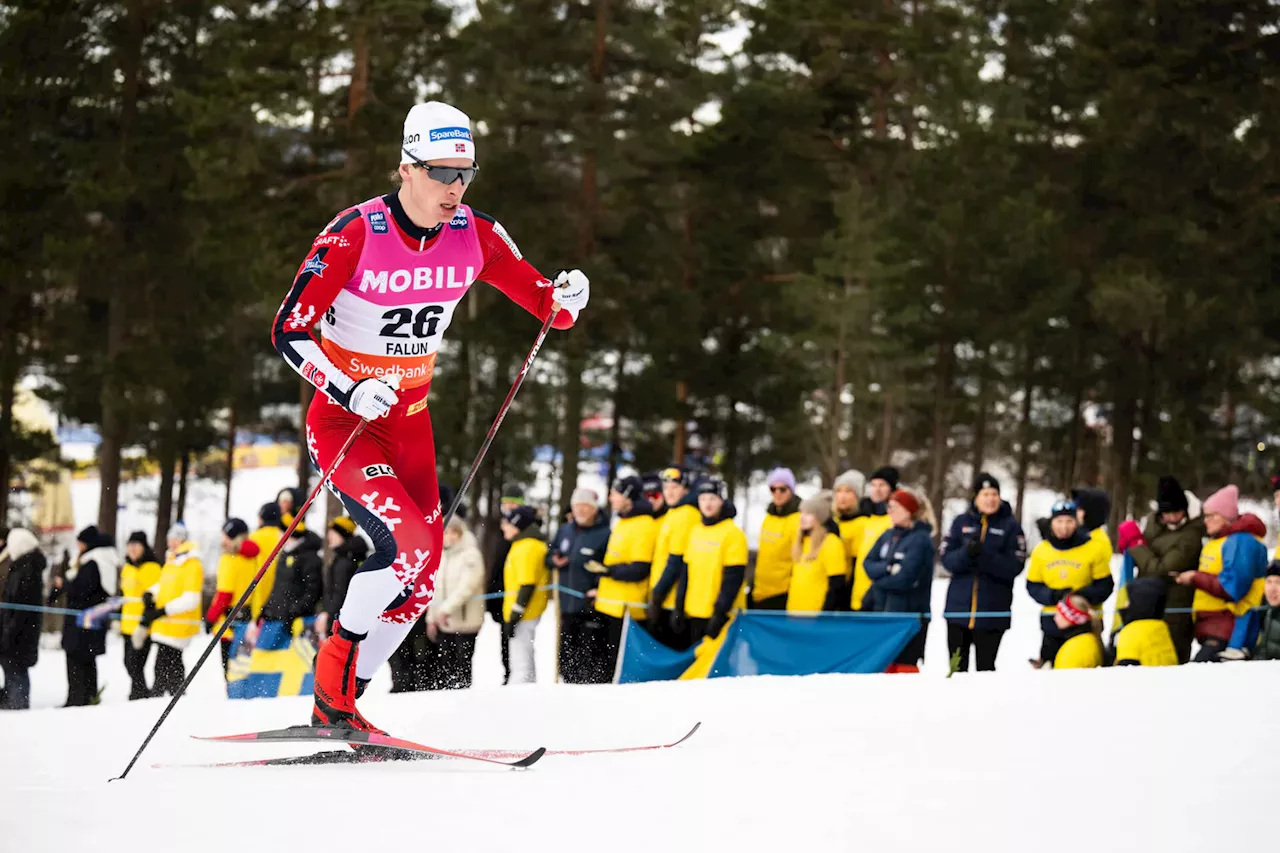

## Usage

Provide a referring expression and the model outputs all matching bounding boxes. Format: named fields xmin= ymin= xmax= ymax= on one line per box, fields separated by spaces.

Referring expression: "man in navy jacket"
xmin=939 ymin=473 xmax=1027 ymax=671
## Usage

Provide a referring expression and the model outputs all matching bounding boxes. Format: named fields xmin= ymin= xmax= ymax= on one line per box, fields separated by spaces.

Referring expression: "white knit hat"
xmin=401 ymin=102 xmax=475 ymax=165
xmin=1 ymin=528 xmax=40 ymax=562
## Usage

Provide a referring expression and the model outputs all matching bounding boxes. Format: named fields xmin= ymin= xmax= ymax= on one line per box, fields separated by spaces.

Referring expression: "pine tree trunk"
xmin=0 ymin=299 xmax=22 ymax=521
xmin=1014 ymin=346 xmax=1034 ymax=524
xmin=223 ymin=405 xmax=236 ymax=521
xmin=153 ymin=420 xmax=177 ymax=549
xmin=99 ymin=0 xmax=147 ymax=541
xmin=605 ymin=352 xmax=625 ymax=488
xmin=673 ymin=380 xmax=689 ymax=464
xmin=878 ymin=389 xmax=895 ymax=464
xmin=97 ymin=294 xmax=127 ymax=541
xmin=175 ymin=445 xmax=191 ymax=524
xmin=971 ymin=349 xmax=990 ymax=478
xmin=1062 ymin=341 xmax=1085 ymax=488
xmin=928 ymin=335 xmax=954 ymax=529
xmin=1107 ymin=368 xmax=1139 ymax=536
xmin=559 ymin=0 xmax=610 ymax=517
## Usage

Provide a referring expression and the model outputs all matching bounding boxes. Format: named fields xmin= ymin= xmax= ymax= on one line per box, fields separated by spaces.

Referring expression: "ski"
xmin=159 ymin=722 xmax=700 ymax=771
xmin=458 ymin=721 xmax=702 ymax=761
xmin=189 ymin=725 xmax=545 ymax=768
xmin=155 ymin=749 xmax=439 ymax=769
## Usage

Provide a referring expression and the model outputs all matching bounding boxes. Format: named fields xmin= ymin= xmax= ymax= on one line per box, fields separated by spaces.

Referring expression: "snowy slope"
xmin=3 ymin=651 xmax=1274 ymax=853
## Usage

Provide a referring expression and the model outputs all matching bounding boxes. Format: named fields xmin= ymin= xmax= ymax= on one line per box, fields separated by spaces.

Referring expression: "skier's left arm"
xmin=472 ymin=212 xmax=588 ymax=328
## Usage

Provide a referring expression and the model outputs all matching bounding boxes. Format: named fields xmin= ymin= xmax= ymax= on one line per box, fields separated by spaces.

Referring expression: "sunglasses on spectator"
xmin=770 ymin=486 xmax=791 ymax=494
xmin=402 ymin=148 xmax=479 ymax=185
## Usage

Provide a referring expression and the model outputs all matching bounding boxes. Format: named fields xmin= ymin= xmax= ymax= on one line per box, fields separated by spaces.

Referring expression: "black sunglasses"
xmin=402 ymin=148 xmax=479 ymax=185
xmin=770 ymin=486 xmax=791 ymax=494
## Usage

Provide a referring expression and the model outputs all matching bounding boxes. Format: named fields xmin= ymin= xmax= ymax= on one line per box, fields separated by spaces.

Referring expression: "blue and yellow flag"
xmin=617 ymin=612 xmax=922 ymax=683
xmin=226 ymin=619 xmax=318 ymax=700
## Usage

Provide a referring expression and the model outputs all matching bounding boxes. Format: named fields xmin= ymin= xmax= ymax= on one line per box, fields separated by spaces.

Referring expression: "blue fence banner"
xmin=615 ymin=620 xmax=699 ymax=683
xmin=617 ymin=612 xmax=923 ymax=683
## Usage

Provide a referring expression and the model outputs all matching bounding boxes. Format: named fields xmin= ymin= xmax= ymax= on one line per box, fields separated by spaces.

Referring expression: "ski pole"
xmin=442 ymin=303 xmax=560 ymax=528
xmin=110 ymin=415 xmax=371 ymax=781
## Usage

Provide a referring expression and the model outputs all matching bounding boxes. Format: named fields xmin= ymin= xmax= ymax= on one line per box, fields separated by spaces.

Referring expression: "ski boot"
xmin=311 ymin=622 xmax=384 ymax=735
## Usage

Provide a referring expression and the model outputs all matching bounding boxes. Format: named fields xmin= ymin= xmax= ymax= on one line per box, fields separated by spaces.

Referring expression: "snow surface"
xmin=3 ymin=465 xmax=1269 ymax=850
xmin=2 ymin=633 xmax=1274 ymax=852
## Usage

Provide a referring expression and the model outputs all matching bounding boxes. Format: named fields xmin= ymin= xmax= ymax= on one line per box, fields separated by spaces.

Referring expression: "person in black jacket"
xmin=0 ymin=529 xmax=45 ymax=710
xmin=261 ymin=526 xmax=323 ymax=624
xmin=939 ymin=473 xmax=1028 ymax=671
xmin=547 ymin=487 xmax=611 ymax=683
xmin=58 ymin=526 xmax=118 ymax=706
xmin=319 ymin=516 xmax=368 ymax=636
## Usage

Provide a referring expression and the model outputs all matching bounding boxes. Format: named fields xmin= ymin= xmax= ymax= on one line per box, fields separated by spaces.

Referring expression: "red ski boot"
xmin=311 ymin=623 xmax=384 ymax=734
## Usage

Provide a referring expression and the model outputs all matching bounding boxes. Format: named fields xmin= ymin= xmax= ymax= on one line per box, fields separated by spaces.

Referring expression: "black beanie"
xmin=127 ymin=530 xmax=150 ymax=547
xmin=1155 ymin=476 xmax=1189 ymax=514
xmin=697 ymin=478 xmax=727 ymax=500
xmin=869 ymin=466 xmax=899 ymax=490
xmin=503 ymin=505 xmax=539 ymax=531
xmin=612 ymin=475 xmax=644 ymax=503
xmin=259 ymin=502 xmax=283 ymax=528
xmin=973 ymin=472 xmax=1000 ymax=496
xmin=1266 ymin=561 xmax=1280 ymax=579
xmin=222 ymin=518 xmax=249 ymax=540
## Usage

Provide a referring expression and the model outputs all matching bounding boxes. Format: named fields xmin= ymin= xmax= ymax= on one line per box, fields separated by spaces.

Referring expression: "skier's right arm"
xmin=272 ymin=211 xmax=395 ymax=417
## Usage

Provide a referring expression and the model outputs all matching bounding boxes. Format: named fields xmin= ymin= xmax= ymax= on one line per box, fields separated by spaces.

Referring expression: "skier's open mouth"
xmin=441 ymin=203 xmax=458 ymax=213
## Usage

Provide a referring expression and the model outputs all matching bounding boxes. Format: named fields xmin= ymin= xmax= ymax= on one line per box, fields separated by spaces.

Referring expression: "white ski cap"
xmin=401 ymin=101 xmax=475 ymax=165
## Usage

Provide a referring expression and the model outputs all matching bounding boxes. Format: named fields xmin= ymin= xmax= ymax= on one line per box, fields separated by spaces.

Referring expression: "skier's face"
xmin=400 ymin=157 xmax=473 ymax=226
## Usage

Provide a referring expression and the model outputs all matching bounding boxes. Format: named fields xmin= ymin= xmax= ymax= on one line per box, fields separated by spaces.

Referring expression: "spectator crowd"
xmin=3 ymin=464 xmax=1280 ymax=709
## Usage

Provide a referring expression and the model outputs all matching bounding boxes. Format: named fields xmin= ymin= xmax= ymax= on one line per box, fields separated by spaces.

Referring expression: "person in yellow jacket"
xmin=753 ymin=467 xmax=801 ymax=609
xmin=137 ymin=523 xmax=205 ymax=697
xmin=1071 ymin=487 xmax=1114 ymax=622
xmin=787 ymin=491 xmax=848 ymax=612
xmin=648 ymin=466 xmax=701 ymax=650
xmin=501 ymin=506 xmax=549 ymax=685
xmin=587 ymin=476 xmax=657 ymax=673
xmin=204 ymin=518 xmax=262 ymax=677
xmin=852 ymin=465 xmax=898 ymax=610
xmin=1112 ymin=577 xmax=1179 ymax=667
xmin=1050 ymin=593 xmax=1104 ymax=669
xmin=120 ymin=530 xmax=162 ymax=700
xmin=1025 ymin=500 xmax=1113 ymax=667
xmin=249 ymin=502 xmax=285 ymax=620
xmin=829 ymin=470 xmax=865 ymax=610
xmin=685 ymin=478 xmax=749 ymax=640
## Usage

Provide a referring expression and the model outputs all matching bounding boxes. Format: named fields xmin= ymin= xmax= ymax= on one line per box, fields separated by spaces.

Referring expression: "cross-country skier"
xmin=271 ymin=101 xmax=590 ymax=732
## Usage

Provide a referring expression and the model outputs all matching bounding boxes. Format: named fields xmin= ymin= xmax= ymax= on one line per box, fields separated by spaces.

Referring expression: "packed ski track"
xmin=2 ymin=466 xmax=1273 ymax=851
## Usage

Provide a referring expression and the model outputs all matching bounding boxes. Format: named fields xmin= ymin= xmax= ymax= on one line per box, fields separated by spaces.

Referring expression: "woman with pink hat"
xmin=1174 ymin=485 xmax=1268 ymax=661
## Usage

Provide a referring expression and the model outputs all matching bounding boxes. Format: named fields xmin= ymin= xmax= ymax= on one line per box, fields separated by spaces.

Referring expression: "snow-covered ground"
xmin=4 ymin=464 xmax=1276 ymax=851
xmin=3 ymin=634 xmax=1274 ymax=852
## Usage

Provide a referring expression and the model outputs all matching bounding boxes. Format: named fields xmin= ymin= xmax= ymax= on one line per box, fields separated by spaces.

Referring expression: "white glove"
xmin=347 ymin=377 xmax=399 ymax=420
xmin=552 ymin=269 xmax=590 ymax=321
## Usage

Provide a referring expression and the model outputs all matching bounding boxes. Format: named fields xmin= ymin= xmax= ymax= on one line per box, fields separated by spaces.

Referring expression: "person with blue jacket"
xmin=546 ymin=488 xmax=613 ymax=683
xmin=939 ymin=472 xmax=1027 ymax=671
xmin=863 ymin=486 xmax=936 ymax=673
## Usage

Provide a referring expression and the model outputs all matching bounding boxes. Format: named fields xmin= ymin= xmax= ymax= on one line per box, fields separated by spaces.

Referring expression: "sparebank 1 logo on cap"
xmin=428 ymin=126 xmax=472 ymax=142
